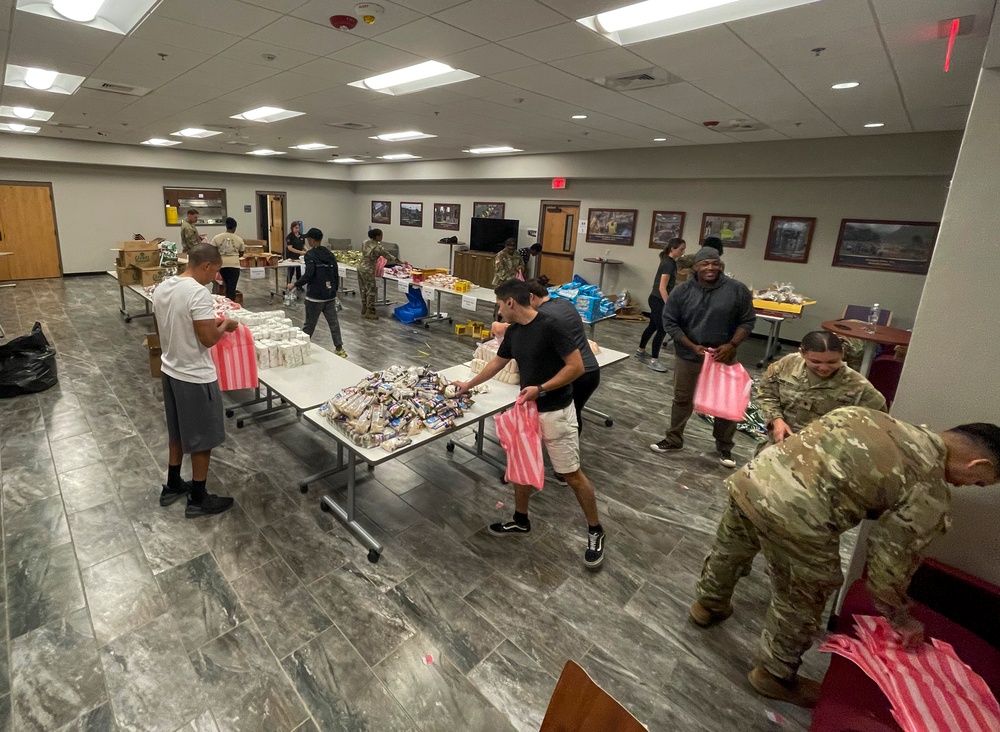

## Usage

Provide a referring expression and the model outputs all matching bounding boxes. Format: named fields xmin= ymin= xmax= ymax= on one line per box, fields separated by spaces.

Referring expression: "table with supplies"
xmin=107 ymin=270 xmax=155 ymax=323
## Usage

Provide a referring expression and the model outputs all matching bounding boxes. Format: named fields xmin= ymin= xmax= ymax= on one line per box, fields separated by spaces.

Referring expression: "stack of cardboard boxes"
xmin=113 ymin=239 xmax=173 ymax=287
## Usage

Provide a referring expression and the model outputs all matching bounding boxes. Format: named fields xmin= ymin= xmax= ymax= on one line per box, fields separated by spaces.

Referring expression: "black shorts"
xmin=162 ymin=374 xmax=225 ymax=454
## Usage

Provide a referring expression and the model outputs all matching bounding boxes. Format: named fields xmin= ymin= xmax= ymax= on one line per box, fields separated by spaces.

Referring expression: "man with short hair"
xmin=179 ymin=208 xmax=201 ymax=254
xmin=691 ymin=406 xmax=1000 ymax=708
xmin=652 ymin=246 xmax=756 ymax=467
xmin=153 ymin=243 xmax=236 ymax=517
xmin=453 ymin=279 xmax=606 ymax=570
xmin=286 ymin=227 xmax=347 ymax=358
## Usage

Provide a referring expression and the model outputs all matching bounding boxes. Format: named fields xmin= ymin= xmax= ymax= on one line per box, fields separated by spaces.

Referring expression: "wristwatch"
xmin=537 ymin=385 xmax=548 ymax=398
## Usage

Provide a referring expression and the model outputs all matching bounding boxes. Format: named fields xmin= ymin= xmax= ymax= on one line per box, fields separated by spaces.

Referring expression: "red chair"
xmin=866 ymin=354 xmax=904 ymax=407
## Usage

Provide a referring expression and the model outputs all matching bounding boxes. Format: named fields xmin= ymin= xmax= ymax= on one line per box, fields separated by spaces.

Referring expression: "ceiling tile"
xmin=240 ymin=0 xmax=311 ymax=12
xmin=157 ymin=0 xmax=283 ymax=36
xmin=500 ymin=21 xmax=616 ymax=62
xmin=47 ymin=88 xmax=138 ymax=126
xmin=374 ymin=16 xmax=487 ymax=57
xmin=91 ymin=38 xmax=214 ymax=89
xmin=220 ymin=38 xmax=319 ymax=70
xmin=551 ymin=47 xmax=656 ymax=81
xmin=328 ymin=40 xmax=426 ymax=71
xmin=388 ymin=0 xmax=466 ymax=12
xmin=285 ymin=84 xmax=380 ymax=113
xmin=626 ymin=82 xmax=753 ymax=125
xmin=535 ymin=0 xmax=622 ymax=19
xmin=231 ymin=71 xmax=341 ymax=103
xmin=8 ymin=12 xmax=119 ymax=68
xmin=292 ymin=57 xmax=370 ymax=82
xmin=630 ymin=25 xmax=761 ymax=83
xmin=728 ymin=0 xmax=874 ymax=44
xmin=440 ymin=43 xmax=536 ymax=76
xmin=172 ymin=57 xmax=282 ymax=92
xmin=131 ymin=15 xmax=243 ymax=55
xmin=435 ymin=0 xmax=565 ymax=42
xmin=250 ymin=15 xmax=362 ymax=54
xmin=291 ymin=0 xmax=423 ymax=39
xmin=749 ymin=25 xmax=886 ymax=70
xmin=870 ymin=0 xmax=995 ymax=27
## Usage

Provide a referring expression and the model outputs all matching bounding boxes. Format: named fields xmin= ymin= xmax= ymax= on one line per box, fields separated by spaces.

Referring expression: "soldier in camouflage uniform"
xmin=358 ymin=229 xmax=398 ymax=320
xmin=492 ymin=238 xmax=524 ymax=288
xmin=179 ymin=209 xmax=201 ymax=254
xmin=691 ymin=406 xmax=1000 ymax=708
xmin=755 ymin=330 xmax=886 ymax=454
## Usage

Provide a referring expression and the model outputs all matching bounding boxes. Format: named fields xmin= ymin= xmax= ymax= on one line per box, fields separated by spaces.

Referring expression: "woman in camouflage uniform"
xmin=357 ymin=228 xmax=398 ymax=320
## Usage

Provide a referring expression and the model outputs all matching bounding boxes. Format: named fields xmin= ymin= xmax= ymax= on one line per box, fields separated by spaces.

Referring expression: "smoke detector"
xmin=355 ymin=3 xmax=384 ymax=24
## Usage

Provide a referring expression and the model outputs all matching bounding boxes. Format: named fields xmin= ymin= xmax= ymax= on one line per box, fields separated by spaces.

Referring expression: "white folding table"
xmin=300 ymin=364 xmax=520 ymax=562
xmin=107 ymin=270 xmax=156 ymax=323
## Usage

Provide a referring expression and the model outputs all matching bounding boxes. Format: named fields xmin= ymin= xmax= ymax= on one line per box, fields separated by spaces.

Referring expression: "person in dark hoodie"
xmin=286 ymin=227 xmax=348 ymax=358
xmin=650 ymin=246 xmax=755 ymax=467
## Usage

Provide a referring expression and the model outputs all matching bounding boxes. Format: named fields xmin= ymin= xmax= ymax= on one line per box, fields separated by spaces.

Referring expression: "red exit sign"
xmin=551 ymin=178 xmax=567 ymax=190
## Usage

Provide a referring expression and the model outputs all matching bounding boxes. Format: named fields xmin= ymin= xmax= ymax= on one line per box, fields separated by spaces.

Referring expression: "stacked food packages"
xmin=332 ymin=250 xmax=363 ymax=267
xmin=318 ymin=366 xmax=479 ymax=451
xmin=548 ymin=282 xmax=619 ymax=321
xmin=226 ymin=309 xmax=311 ymax=370
xmin=470 ymin=339 xmax=520 ymax=384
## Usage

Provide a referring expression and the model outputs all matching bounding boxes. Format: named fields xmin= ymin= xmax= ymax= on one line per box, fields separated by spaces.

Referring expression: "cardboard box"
xmin=751 ymin=298 xmax=816 ymax=315
xmin=143 ymin=333 xmax=161 ymax=378
xmin=132 ymin=265 xmax=172 ymax=287
xmin=115 ymin=265 xmax=141 ymax=286
xmin=119 ymin=240 xmax=159 ymax=252
xmin=116 ymin=248 xmax=160 ymax=268
xmin=244 ymin=239 xmax=267 ymax=249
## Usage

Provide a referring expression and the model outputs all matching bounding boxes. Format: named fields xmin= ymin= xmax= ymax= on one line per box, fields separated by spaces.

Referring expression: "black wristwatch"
xmin=537 ymin=385 xmax=548 ymax=399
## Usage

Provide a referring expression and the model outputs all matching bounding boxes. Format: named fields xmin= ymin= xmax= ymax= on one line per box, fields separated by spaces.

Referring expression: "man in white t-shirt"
xmin=153 ymin=243 xmax=238 ymax=517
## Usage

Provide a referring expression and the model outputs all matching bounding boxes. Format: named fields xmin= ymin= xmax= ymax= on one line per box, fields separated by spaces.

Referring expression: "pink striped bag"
xmin=820 ymin=615 xmax=1000 ymax=732
xmin=693 ymin=351 xmax=752 ymax=422
xmin=495 ymin=400 xmax=545 ymax=489
xmin=211 ymin=324 xmax=258 ymax=391
xmin=375 ymin=256 xmax=387 ymax=278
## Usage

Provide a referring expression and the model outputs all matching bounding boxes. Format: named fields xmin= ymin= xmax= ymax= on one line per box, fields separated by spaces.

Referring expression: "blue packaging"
xmin=575 ymin=295 xmax=601 ymax=321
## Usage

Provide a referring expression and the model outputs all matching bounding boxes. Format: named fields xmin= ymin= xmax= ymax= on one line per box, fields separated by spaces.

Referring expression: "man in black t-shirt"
xmin=454 ymin=279 xmax=606 ymax=570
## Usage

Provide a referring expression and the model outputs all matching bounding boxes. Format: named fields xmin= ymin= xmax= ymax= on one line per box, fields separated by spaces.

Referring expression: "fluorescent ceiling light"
xmin=4 ymin=64 xmax=85 ymax=94
xmin=463 ymin=146 xmax=523 ymax=154
xmin=832 ymin=81 xmax=860 ymax=89
xmin=330 ymin=157 xmax=365 ymax=164
xmin=171 ymin=128 xmax=222 ymax=138
xmin=349 ymin=61 xmax=478 ymax=96
xmin=231 ymin=106 xmax=304 ymax=123
xmin=0 ymin=105 xmax=53 ymax=121
xmin=247 ymin=149 xmax=285 ymax=156
xmin=578 ymin=0 xmax=821 ymax=45
xmin=572 ymin=114 xmax=588 ymax=119
xmin=370 ymin=130 xmax=436 ymax=142
xmin=16 ymin=0 xmax=159 ymax=34
xmin=653 ymin=137 xmax=667 ymax=141
xmin=290 ymin=143 xmax=336 ymax=150
xmin=378 ymin=153 xmax=421 ymax=160
xmin=0 ymin=122 xmax=40 ymax=133
xmin=863 ymin=122 xmax=885 ymax=128
xmin=141 ymin=138 xmax=181 ymax=146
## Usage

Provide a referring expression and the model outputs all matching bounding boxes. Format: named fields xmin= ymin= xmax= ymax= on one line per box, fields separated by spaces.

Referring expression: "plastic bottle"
xmin=604 ymin=248 xmax=610 ymax=261
xmin=867 ymin=303 xmax=880 ymax=333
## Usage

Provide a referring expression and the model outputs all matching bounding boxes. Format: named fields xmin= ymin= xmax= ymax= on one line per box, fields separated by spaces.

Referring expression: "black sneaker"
xmin=585 ymin=530 xmax=605 ymax=570
xmin=160 ymin=481 xmax=191 ymax=507
xmin=185 ymin=494 xmax=234 ymax=518
xmin=718 ymin=451 xmax=737 ymax=468
xmin=489 ymin=519 xmax=531 ymax=535
xmin=649 ymin=439 xmax=682 ymax=454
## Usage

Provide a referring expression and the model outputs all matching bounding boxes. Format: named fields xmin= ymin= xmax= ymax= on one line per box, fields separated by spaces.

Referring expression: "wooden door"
xmin=268 ymin=195 xmax=284 ymax=254
xmin=539 ymin=203 xmax=579 ymax=286
xmin=0 ymin=183 xmax=62 ymax=279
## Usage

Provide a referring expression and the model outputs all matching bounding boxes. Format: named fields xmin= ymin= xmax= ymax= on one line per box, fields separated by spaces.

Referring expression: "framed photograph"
xmin=473 ymin=202 xmax=505 ymax=219
xmin=648 ymin=210 xmax=686 ymax=248
xmin=400 ymin=201 xmax=423 ymax=228
xmin=833 ymin=219 xmax=939 ymax=274
xmin=586 ymin=208 xmax=638 ymax=246
xmin=764 ymin=216 xmax=816 ymax=263
xmin=433 ymin=203 xmax=461 ymax=231
xmin=701 ymin=212 xmax=749 ymax=249
xmin=371 ymin=200 xmax=391 ymax=225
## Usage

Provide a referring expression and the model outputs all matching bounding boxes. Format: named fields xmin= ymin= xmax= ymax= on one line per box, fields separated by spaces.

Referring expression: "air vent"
xmin=225 ymin=140 xmax=256 ymax=147
xmin=725 ymin=119 xmax=769 ymax=132
xmin=594 ymin=67 xmax=681 ymax=92
xmin=46 ymin=121 xmax=91 ymax=129
xmin=82 ymin=78 xmax=151 ymax=97
xmin=326 ymin=121 xmax=375 ymax=130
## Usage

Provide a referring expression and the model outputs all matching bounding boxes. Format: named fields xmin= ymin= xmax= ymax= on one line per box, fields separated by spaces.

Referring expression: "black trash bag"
xmin=0 ymin=322 xmax=58 ymax=398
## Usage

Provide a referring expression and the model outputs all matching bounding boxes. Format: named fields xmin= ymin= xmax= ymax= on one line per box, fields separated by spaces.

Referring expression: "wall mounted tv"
xmin=470 ymin=218 xmax=519 ymax=253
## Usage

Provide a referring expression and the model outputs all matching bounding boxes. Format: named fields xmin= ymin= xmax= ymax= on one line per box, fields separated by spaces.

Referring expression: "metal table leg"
xmin=373 ymin=277 xmax=391 ymax=307
xmin=318 ymin=450 xmax=383 ymax=563
xmin=415 ymin=289 xmax=451 ymax=329
xmin=446 ymin=416 xmax=507 ymax=478
xmin=756 ymin=319 xmax=784 ymax=368
xmin=583 ymin=405 xmax=614 ymax=428
xmin=235 ymin=384 xmax=295 ymax=428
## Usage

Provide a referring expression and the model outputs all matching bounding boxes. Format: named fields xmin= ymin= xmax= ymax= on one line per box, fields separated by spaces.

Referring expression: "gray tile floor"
xmin=0 ymin=274 xmax=839 ymax=731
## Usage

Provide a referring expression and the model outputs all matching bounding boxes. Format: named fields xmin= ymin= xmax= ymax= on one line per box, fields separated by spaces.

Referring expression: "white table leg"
xmin=860 ymin=341 xmax=878 ymax=376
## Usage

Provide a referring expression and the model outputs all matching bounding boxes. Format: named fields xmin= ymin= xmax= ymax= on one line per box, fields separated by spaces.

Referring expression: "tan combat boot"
xmin=689 ymin=600 xmax=734 ymax=628
xmin=747 ymin=666 xmax=822 ymax=708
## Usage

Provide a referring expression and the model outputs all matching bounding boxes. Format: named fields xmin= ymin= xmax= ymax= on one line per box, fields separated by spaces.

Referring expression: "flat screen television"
xmin=470 ymin=218 xmax=519 ymax=253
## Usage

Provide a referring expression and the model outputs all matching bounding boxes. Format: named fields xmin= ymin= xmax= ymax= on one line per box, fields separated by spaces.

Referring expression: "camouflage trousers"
xmin=358 ymin=272 xmax=377 ymax=313
xmin=696 ymin=496 xmax=843 ymax=680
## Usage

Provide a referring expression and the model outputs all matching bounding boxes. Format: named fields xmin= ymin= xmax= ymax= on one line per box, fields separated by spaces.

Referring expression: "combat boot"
xmin=689 ymin=600 xmax=733 ymax=627
xmin=748 ymin=666 xmax=821 ymax=708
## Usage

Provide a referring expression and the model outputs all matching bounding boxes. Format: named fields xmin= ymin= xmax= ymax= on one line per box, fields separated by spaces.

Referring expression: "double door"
xmin=0 ymin=183 xmax=62 ymax=280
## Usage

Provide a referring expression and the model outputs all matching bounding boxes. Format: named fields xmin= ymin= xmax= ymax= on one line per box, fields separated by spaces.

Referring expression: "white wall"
xmin=353 ymin=173 xmax=949 ymax=340
xmin=2 ymin=160 xmax=355 ymax=274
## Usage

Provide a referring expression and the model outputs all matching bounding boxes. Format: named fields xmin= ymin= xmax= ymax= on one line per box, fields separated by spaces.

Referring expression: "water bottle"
xmin=604 ymin=248 xmax=610 ymax=261
xmin=867 ymin=303 xmax=880 ymax=333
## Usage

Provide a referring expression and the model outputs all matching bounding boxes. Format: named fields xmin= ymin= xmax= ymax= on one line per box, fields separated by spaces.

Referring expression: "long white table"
xmin=107 ymin=270 xmax=156 ymax=323
xmin=300 ymin=363 xmax=521 ymax=562
xmin=226 ymin=345 xmax=371 ymax=428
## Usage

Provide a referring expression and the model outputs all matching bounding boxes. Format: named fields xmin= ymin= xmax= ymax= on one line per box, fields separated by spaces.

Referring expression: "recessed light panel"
xmin=0 ymin=105 xmax=53 ymax=121
xmin=231 ymin=106 xmax=304 ymax=123
xmin=16 ymin=0 xmax=160 ymax=34
xmin=289 ymin=143 xmax=336 ymax=150
xmin=246 ymin=149 xmax=285 ymax=156
xmin=578 ymin=0 xmax=821 ymax=45
xmin=141 ymin=138 xmax=181 ymax=146
xmin=330 ymin=157 xmax=365 ymax=164
xmin=0 ymin=122 xmax=40 ymax=133
xmin=572 ymin=114 xmax=588 ymax=119
xmin=171 ymin=128 xmax=222 ymax=138
xmin=4 ymin=64 xmax=85 ymax=94
xmin=370 ymin=131 xmax=437 ymax=142
xmin=863 ymin=122 xmax=885 ymax=128
xmin=653 ymin=137 xmax=667 ymax=141
xmin=832 ymin=81 xmax=860 ymax=89
xmin=463 ymin=146 xmax=523 ymax=154
xmin=349 ymin=61 xmax=478 ymax=96
xmin=378 ymin=153 xmax=421 ymax=160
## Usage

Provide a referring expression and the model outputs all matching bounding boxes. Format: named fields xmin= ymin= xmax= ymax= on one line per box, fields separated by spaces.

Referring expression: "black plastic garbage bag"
xmin=0 ymin=322 xmax=58 ymax=398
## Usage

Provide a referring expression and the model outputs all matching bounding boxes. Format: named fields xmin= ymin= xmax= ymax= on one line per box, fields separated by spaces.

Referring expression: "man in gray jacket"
xmin=651 ymin=246 xmax=756 ymax=467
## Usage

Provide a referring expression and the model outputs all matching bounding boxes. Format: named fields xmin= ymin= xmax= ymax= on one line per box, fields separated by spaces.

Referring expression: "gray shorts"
xmin=162 ymin=374 xmax=225 ymax=454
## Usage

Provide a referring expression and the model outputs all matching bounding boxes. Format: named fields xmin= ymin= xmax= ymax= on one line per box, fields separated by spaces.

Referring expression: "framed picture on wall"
xmin=586 ymin=208 xmax=638 ymax=246
xmin=400 ymin=201 xmax=423 ymax=227
xmin=832 ymin=219 xmax=939 ymax=274
xmin=701 ymin=212 xmax=749 ymax=249
xmin=371 ymin=200 xmax=391 ymax=225
xmin=433 ymin=203 xmax=461 ymax=230
xmin=473 ymin=202 xmax=505 ymax=219
xmin=648 ymin=210 xmax=686 ymax=248
xmin=764 ymin=216 xmax=816 ymax=263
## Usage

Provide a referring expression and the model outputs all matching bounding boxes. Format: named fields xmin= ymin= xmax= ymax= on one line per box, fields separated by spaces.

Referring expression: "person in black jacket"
xmin=285 ymin=221 xmax=306 ymax=284
xmin=285 ymin=227 xmax=347 ymax=358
